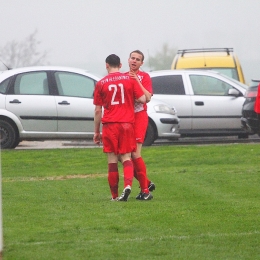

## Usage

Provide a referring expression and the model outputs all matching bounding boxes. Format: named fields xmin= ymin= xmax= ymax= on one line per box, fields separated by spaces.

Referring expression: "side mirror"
xmin=228 ymin=88 xmax=240 ymax=97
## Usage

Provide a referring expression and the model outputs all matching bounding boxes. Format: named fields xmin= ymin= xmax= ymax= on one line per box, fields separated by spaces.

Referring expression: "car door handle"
xmin=195 ymin=101 xmax=204 ymax=106
xmin=58 ymin=101 xmax=70 ymax=105
xmin=9 ymin=99 xmax=21 ymax=104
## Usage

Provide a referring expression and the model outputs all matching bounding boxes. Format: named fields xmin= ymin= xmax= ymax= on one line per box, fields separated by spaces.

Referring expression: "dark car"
xmin=241 ymin=80 xmax=260 ymax=135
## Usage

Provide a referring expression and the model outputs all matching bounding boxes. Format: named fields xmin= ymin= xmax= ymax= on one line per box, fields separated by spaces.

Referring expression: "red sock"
xmin=134 ymin=169 xmax=139 ymax=181
xmin=132 ymin=157 xmax=149 ymax=193
xmin=108 ymin=163 xmax=119 ymax=199
xmin=122 ymin=160 xmax=134 ymax=188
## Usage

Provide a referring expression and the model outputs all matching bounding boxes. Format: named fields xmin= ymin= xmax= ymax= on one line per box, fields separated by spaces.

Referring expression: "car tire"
xmin=143 ymin=122 xmax=156 ymax=146
xmin=238 ymin=133 xmax=249 ymax=139
xmin=0 ymin=119 xmax=19 ymax=149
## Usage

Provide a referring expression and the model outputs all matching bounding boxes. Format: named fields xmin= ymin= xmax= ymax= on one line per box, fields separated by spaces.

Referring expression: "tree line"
xmin=0 ymin=31 xmax=176 ymax=71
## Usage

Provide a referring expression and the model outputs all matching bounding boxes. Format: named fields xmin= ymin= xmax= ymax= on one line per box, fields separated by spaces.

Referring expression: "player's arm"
xmin=133 ymin=82 xmax=146 ymax=104
xmin=129 ymin=70 xmax=152 ymax=103
xmin=93 ymin=105 xmax=102 ymax=145
xmin=136 ymin=94 xmax=146 ymax=104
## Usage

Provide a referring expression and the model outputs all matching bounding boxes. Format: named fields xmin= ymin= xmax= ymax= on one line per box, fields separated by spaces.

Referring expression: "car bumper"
xmin=241 ymin=116 xmax=260 ymax=134
xmin=151 ymin=114 xmax=181 ymax=139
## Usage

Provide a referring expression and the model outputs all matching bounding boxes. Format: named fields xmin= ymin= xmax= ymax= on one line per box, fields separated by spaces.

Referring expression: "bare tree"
xmin=148 ymin=43 xmax=177 ymax=71
xmin=0 ymin=30 xmax=48 ymax=69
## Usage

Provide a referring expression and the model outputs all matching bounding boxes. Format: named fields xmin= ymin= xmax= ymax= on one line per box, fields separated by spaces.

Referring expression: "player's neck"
xmin=108 ymin=68 xmax=120 ymax=74
xmin=131 ymin=69 xmax=140 ymax=74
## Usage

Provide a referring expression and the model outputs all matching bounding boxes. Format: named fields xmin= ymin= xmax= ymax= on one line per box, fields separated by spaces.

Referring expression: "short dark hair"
xmin=105 ymin=54 xmax=121 ymax=67
xmin=129 ymin=50 xmax=144 ymax=61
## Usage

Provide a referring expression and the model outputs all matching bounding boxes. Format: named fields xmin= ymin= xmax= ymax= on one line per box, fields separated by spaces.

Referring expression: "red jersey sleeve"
xmin=93 ymin=82 xmax=103 ymax=106
xmin=138 ymin=71 xmax=153 ymax=94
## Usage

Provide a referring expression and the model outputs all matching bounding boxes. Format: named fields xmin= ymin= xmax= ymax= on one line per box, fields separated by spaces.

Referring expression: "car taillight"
xmin=245 ymin=89 xmax=258 ymax=98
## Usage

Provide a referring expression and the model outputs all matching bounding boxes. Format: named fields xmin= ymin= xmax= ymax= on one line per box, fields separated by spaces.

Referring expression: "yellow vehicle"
xmin=171 ymin=48 xmax=245 ymax=84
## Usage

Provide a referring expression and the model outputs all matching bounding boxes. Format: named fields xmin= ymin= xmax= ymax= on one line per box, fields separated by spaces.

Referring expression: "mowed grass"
xmin=1 ymin=144 xmax=260 ymax=260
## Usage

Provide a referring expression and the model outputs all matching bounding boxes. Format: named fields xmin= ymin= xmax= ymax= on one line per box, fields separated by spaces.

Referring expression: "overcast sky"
xmin=1 ymin=0 xmax=260 ymax=83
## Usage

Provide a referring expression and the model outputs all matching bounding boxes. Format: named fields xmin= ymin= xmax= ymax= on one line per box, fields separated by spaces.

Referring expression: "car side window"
xmin=190 ymin=75 xmax=233 ymax=96
xmin=14 ymin=72 xmax=49 ymax=95
xmin=152 ymin=75 xmax=185 ymax=95
xmin=0 ymin=78 xmax=10 ymax=94
xmin=54 ymin=72 xmax=95 ymax=98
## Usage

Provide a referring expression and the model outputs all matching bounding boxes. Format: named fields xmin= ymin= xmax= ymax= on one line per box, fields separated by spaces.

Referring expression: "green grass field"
xmin=1 ymin=144 xmax=260 ymax=259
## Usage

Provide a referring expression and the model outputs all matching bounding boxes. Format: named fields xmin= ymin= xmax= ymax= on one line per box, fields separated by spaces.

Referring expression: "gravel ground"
xmin=15 ymin=134 xmax=260 ymax=149
xmin=16 ymin=140 xmax=98 ymax=149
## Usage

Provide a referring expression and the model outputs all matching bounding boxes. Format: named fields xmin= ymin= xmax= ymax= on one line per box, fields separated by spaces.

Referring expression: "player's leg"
xmin=132 ymin=143 xmax=153 ymax=200
xmin=103 ymin=123 xmax=120 ymax=200
xmin=117 ymin=153 xmax=133 ymax=201
xmin=117 ymin=123 xmax=136 ymax=201
xmin=132 ymin=143 xmax=149 ymax=192
xmin=121 ymin=153 xmax=134 ymax=188
xmin=107 ymin=153 xmax=119 ymax=200
xmin=132 ymin=111 xmax=154 ymax=200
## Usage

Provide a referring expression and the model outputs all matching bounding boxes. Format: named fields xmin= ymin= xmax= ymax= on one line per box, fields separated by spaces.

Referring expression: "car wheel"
xmin=143 ymin=122 xmax=156 ymax=146
xmin=0 ymin=119 xmax=19 ymax=149
xmin=238 ymin=133 xmax=249 ymax=139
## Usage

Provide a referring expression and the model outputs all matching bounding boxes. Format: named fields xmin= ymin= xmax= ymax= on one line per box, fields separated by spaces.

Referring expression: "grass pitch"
xmin=1 ymin=144 xmax=260 ymax=259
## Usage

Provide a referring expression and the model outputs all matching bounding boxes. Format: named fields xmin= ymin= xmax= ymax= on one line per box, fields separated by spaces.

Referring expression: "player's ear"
xmin=119 ymin=63 xmax=122 ymax=69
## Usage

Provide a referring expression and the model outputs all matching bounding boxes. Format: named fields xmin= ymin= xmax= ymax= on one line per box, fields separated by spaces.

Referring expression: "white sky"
xmin=1 ymin=0 xmax=260 ymax=83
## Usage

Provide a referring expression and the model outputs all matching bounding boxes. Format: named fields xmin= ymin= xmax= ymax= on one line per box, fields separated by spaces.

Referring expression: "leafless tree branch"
xmin=0 ymin=30 xmax=48 ymax=68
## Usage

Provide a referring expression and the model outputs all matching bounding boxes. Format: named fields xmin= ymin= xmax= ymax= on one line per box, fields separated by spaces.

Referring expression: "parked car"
xmin=149 ymin=69 xmax=248 ymax=138
xmin=241 ymin=80 xmax=260 ymax=135
xmin=0 ymin=66 xmax=180 ymax=149
xmin=171 ymin=48 xmax=246 ymax=84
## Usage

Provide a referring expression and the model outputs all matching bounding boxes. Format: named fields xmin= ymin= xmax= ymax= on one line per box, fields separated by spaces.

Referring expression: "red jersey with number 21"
xmin=93 ymin=72 xmax=144 ymax=123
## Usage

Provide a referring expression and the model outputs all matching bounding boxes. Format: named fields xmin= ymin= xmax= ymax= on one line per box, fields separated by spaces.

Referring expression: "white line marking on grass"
xmin=8 ymin=230 xmax=260 ymax=246
xmin=3 ymin=174 xmax=107 ymax=182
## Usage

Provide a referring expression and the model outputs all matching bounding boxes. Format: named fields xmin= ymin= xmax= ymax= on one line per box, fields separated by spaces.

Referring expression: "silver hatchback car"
xmin=149 ymin=69 xmax=248 ymax=138
xmin=0 ymin=66 xmax=180 ymax=149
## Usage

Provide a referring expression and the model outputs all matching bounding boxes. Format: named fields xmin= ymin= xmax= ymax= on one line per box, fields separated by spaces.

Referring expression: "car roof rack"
xmin=251 ymin=79 xmax=260 ymax=82
xmin=178 ymin=48 xmax=234 ymax=57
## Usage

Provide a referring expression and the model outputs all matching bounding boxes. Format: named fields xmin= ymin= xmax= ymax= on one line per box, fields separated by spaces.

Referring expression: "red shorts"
xmin=134 ymin=111 xmax=148 ymax=143
xmin=102 ymin=123 xmax=136 ymax=154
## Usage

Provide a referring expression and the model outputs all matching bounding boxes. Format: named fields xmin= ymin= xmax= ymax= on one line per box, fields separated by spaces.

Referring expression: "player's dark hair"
xmin=130 ymin=50 xmax=144 ymax=61
xmin=105 ymin=54 xmax=121 ymax=67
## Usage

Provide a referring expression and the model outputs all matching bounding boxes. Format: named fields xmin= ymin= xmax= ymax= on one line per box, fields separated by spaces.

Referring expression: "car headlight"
xmin=153 ymin=104 xmax=176 ymax=115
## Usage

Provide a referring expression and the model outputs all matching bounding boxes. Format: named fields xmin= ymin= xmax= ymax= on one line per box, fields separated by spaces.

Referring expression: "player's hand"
xmin=93 ymin=133 xmax=102 ymax=146
xmin=129 ymin=70 xmax=139 ymax=81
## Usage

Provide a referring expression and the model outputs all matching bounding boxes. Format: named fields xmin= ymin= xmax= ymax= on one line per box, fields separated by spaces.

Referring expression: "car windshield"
xmin=250 ymin=80 xmax=260 ymax=87
xmin=217 ymin=73 xmax=248 ymax=90
xmin=190 ymin=68 xmax=239 ymax=81
xmin=0 ymin=78 xmax=10 ymax=94
xmin=211 ymin=68 xmax=239 ymax=81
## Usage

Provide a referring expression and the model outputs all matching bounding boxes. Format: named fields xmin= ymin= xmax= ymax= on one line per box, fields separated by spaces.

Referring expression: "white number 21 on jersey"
xmin=108 ymin=84 xmax=125 ymax=105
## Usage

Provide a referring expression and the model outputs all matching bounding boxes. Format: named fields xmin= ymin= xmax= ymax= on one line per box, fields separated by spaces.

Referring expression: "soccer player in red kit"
xmin=93 ymin=54 xmax=146 ymax=201
xmin=127 ymin=50 xmax=155 ymax=200
xmin=254 ymin=83 xmax=260 ymax=114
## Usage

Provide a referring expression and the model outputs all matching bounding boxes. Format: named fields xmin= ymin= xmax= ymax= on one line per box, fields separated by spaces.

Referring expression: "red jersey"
xmin=93 ymin=72 xmax=144 ymax=123
xmin=254 ymin=83 xmax=260 ymax=114
xmin=125 ymin=70 xmax=153 ymax=112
